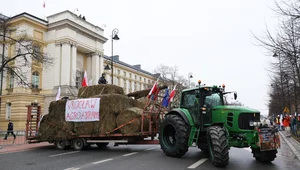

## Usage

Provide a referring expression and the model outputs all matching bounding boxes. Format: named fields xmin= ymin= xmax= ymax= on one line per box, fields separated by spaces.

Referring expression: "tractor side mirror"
xmin=234 ymin=93 xmax=237 ymax=100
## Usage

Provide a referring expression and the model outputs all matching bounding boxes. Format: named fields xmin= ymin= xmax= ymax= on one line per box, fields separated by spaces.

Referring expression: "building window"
xmin=129 ymin=81 xmax=132 ymax=91
xmin=123 ymin=71 xmax=126 ymax=77
xmin=148 ymin=80 xmax=150 ymax=84
xmin=9 ymin=70 xmax=14 ymax=88
xmin=6 ymin=103 xmax=11 ymax=120
xmin=116 ymin=77 xmax=120 ymax=86
xmin=129 ymin=73 xmax=132 ymax=78
xmin=134 ymin=82 xmax=137 ymax=91
xmin=135 ymin=75 xmax=137 ymax=80
xmin=118 ymin=70 xmax=120 ymax=75
xmin=140 ymin=77 xmax=142 ymax=81
xmin=76 ymin=70 xmax=83 ymax=88
xmin=32 ymin=71 xmax=40 ymax=89
xmin=144 ymin=78 xmax=146 ymax=82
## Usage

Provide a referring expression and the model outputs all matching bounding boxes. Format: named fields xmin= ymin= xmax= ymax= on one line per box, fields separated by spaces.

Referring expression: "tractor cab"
xmin=180 ymin=80 xmax=233 ymax=127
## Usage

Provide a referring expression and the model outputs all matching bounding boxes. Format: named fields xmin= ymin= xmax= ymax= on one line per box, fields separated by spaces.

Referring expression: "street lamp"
xmin=111 ymin=28 xmax=120 ymax=84
xmin=188 ymin=73 xmax=193 ymax=88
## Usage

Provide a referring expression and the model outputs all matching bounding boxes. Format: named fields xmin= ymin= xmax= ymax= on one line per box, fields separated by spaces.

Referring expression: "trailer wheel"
xmin=251 ymin=148 xmax=277 ymax=162
xmin=54 ymin=140 xmax=69 ymax=150
xmin=96 ymin=143 xmax=109 ymax=148
xmin=72 ymin=138 xmax=84 ymax=151
xmin=159 ymin=114 xmax=189 ymax=157
xmin=208 ymin=126 xmax=229 ymax=167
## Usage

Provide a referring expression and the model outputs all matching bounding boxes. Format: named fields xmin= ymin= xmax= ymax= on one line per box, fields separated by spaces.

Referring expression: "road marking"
xmin=123 ymin=152 xmax=138 ymax=157
xmin=92 ymin=158 xmax=113 ymax=165
xmin=64 ymin=167 xmax=80 ymax=170
xmin=145 ymin=147 xmax=157 ymax=151
xmin=188 ymin=158 xmax=208 ymax=169
xmin=49 ymin=151 xmax=80 ymax=157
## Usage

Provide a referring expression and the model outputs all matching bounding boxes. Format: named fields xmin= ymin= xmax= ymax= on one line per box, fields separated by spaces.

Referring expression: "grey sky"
xmin=1 ymin=0 xmax=280 ymax=115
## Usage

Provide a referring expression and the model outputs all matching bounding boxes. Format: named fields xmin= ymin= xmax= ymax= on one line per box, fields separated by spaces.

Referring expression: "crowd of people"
xmin=273 ymin=114 xmax=300 ymax=137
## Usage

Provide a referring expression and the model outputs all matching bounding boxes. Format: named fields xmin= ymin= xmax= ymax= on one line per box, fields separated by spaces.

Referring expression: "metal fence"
xmin=0 ymin=130 xmax=27 ymax=146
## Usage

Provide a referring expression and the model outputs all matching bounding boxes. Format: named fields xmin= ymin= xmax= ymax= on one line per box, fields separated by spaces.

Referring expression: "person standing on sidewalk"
xmin=291 ymin=115 xmax=297 ymax=136
xmin=275 ymin=115 xmax=281 ymax=131
xmin=283 ymin=115 xmax=291 ymax=137
xmin=4 ymin=120 xmax=16 ymax=140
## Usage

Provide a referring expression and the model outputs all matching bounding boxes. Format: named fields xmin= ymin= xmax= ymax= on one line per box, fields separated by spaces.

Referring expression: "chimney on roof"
xmin=133 ymin=64 xmax=141 ymax=69
xmin=112 ymin=55 xmax=119 ymax=61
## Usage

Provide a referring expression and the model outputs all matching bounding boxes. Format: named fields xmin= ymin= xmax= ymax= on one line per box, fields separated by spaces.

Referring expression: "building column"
xmin=54 ymin=43 xmax=61 ymax=86
xmin=99 ymin=53 xmax=104 ymax=77
xmin=60 ymin=42 xmax=71 ymax=86
xmin=70 ymin=43 xmax=77 ymax=86
xmin=91 ymin=52 xmax=100 ymax=85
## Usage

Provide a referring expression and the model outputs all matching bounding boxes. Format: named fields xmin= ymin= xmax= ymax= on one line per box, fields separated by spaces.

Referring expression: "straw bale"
xmin=78 ymin=84 xmax=124 ymax=98
xmin=37 ymin=93 xmax=138 ymax=140
xmin=116 ymin=107 xmax=149 ymax=134
xmin=127 ymin=89 xmax=150 ymax=99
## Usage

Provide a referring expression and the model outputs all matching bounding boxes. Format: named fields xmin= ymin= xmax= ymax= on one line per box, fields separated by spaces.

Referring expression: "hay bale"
xmin=37 ymin=93 xmax=138 ymax=139
xmin=116 ymin=107 xmax=149 ymax=134
xmin=127 ymin=89 xmax=150 ymax=99
xmin=78 ymin=84 xmax=124 ymax=98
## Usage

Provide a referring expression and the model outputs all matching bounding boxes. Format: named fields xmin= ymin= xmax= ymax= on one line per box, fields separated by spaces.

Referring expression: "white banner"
xmin=65 ymin=98 xmax=100 ymax=122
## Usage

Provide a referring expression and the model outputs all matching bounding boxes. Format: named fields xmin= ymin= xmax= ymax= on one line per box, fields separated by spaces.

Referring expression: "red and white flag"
xmin=168 ymin=84 xmax=177 ymax=102
xmin=82 ymin=70 xmax=88 ymax=87
xmin=148 ymin=77 xmax=160 ymax=98
xmin=55 ymin=86 xmax=61 ymax=101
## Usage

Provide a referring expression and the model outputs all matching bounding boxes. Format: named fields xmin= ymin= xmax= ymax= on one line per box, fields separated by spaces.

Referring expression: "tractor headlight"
xmin=253 ymin=122 xmax=258 ymax=126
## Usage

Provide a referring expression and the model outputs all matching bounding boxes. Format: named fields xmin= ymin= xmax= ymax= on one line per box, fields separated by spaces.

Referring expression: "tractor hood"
xmin=213 ymin=105 xmax=260 ymax=113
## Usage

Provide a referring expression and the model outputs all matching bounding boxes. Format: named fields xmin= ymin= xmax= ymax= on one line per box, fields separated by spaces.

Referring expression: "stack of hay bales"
xmin=37 ymin=84 xmax=152 ymax=140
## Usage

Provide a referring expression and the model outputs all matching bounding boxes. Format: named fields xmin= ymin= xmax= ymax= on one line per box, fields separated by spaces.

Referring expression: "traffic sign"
xmin=283 ymin=107 xmax=290 ymax=113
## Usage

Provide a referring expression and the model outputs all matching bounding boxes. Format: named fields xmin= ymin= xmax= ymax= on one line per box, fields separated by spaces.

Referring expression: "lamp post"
xmin=111 ymin=28 xmax=120 ymax=85
xmin=188 ymin=72 xmax=193 ymax=88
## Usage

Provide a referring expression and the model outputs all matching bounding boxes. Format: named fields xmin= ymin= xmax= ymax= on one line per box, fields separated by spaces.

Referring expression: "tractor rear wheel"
xmin=251 ymin=147 xmax=277 ymax=162
xmin=159 ymin=114 xmax=189 ymax=157
xmin=207 ymin=126 xmax=229 ymax=167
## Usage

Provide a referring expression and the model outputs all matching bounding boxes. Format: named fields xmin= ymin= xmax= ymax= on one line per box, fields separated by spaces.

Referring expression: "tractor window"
xmin=204 ymin=93 xmax=223 ymax=108
xmin=181 ymin=92 xmax=197 ymax=108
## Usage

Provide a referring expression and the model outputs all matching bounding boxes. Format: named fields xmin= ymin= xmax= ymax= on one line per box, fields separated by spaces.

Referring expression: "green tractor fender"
xmin=166 ymin=108 xmax=194 ymax=126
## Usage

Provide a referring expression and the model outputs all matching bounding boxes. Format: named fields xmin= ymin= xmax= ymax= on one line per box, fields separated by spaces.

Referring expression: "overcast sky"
xmin=1 ymin=0 xmax=281 ymax=116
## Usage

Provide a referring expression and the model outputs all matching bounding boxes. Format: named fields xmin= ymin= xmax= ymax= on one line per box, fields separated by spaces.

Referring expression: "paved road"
xmin=0 ymin=139 xmax=299 ymax=170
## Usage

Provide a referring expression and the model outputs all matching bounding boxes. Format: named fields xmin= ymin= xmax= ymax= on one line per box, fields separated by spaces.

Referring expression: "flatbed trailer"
xmin=25 ymin=88 xmax=168 ymax=150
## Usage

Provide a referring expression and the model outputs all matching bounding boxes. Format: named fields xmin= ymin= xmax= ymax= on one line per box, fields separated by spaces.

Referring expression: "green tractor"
xmin=159 ymin=81 xmax=280 ymax=167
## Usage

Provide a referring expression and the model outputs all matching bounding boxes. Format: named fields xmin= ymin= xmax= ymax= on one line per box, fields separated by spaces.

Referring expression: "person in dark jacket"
xmin=4 ymin=120 xmax=16 ymax=140
xmin=98 ymin=73 xmax=107 ymax=84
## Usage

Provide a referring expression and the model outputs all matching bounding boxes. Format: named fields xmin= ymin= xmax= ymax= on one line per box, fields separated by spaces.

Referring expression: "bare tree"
xmin=0 ymin=15 xmax=54 ymax=93
xmin=253 ymin=0 xmax=300 ymax=115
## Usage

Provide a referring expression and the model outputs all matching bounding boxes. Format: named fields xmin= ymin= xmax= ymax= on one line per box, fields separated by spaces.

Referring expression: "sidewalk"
xmin=0 ymin=142 xmax=52 ymax=154
xmin=279 ymin=131 xmax=300 ymax=162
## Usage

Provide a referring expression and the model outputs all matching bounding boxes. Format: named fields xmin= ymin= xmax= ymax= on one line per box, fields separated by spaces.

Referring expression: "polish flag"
xmin=82 ymin=70 xmax=88 ymax=87
xmin=168 ymin=84 xmax=177 ymax=102
xmin=148 ymin=77 xmax=160 ymax=98
xmin=55 ymin=86 xmax=61 ymax=101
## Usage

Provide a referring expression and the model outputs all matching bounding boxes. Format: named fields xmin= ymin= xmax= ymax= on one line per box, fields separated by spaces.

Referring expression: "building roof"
xmin=0 ymin=14 xmax=9 ymax=20
xmin=8 ymin=12 xmax=48 ymax=25
xmin=103 ymin=55 xmax=157 ymax=77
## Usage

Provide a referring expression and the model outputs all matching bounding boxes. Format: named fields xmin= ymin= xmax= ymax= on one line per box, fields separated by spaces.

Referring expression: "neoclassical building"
xmin=0 ymin=10 xmax=156 ymax=130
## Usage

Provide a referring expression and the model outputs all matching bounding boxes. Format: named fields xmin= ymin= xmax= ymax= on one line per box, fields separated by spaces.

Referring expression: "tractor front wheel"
xmin=207 ymin=126 xmax=229 ymax=167
xmin=251 ymin=148 xmax=277 ymax=162
xmin=159 ymin=114 xmax=189 ymax=157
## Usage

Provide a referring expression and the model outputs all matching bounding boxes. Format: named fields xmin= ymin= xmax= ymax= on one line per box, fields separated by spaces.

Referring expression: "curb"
xmin=279 ymin=131 xmax=300 ymax=162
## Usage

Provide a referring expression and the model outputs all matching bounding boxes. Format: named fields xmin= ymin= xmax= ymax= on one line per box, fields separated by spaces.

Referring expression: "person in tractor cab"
xmin=4 ymin=120 xmax=16 ymax=140
xmin=98 ymin=73 xmax=107 ymax=84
